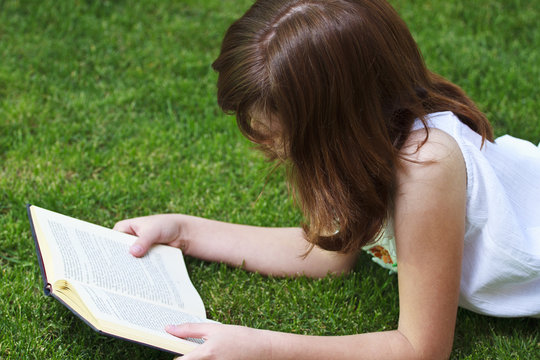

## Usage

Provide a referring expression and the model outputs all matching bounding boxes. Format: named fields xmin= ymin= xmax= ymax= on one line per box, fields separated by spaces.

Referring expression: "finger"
xmin=166 ymin=323 xmax=216 ymax=340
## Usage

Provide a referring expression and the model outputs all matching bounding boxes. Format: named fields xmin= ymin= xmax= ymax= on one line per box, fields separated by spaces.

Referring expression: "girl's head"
xmin=212 ymin=0 xmax=492 ymax=252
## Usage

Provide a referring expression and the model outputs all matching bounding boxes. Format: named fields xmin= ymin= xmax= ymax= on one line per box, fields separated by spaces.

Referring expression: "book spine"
xmin=26 ymin=204 xmax=52 ymax=296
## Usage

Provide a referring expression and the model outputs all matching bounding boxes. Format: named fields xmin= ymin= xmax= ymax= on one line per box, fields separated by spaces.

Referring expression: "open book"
xmin=27 ymin=204 xmax=212 ymax=355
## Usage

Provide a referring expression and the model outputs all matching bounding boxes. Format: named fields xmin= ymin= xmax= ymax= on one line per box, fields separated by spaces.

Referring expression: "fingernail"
xmin=166 ymin=325 xmax=176 ymax=332
xmin=130 ymin=245 xmax=143 ymax=255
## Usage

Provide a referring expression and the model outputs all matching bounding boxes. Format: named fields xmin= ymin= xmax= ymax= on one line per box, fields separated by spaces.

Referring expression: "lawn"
xmin=0 ymin=0 xmax=538 ymax=359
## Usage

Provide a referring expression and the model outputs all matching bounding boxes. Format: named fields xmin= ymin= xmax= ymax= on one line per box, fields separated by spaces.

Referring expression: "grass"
xmin=0 ymin=0 xmax=538 ymax=358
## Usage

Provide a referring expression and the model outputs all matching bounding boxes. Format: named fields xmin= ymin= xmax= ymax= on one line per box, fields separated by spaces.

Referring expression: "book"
xmin=27 ymin=204 xmax=212 ymax=355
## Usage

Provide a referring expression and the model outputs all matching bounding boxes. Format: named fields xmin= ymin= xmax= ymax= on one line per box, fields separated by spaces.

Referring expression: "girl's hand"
xmin=113 ymin=214 xmax=186 ymax=257
xmin=167 ymin=323 xmax=273 ymax=360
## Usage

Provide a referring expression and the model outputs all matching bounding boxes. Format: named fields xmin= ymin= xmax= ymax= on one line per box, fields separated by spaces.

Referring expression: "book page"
xmin=31 ymin=206 xmax=206 ymax=318
xmin=69 ymin=281 xmax=208 ymax=345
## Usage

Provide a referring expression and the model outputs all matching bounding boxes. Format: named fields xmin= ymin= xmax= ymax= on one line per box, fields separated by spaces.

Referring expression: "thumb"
xmin=113 ymin=219 xmax=154 ymax=257
xmin=128 ymin=236 xmax=154 ymax=257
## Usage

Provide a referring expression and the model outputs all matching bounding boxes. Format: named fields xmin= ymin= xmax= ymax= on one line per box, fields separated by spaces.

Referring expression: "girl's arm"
xmin=392 ymin=128 xmax=466 ymax=358
xmin=166 ymin=128 xmax=467 ymax=360
xmin=113 ymin=215 xmax=357 ymax=278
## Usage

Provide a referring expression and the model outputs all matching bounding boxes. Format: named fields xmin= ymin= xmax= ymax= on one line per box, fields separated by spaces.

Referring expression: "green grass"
xmin=0 ymin=0 xmax=538 ymax=358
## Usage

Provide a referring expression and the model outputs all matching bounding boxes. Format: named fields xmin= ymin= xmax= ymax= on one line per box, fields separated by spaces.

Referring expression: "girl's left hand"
xmin=167 ymin=323 xmax=274 ymax=360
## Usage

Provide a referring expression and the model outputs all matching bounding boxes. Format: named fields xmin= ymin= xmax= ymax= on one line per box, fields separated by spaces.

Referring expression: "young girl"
xmin=114 ymin=0 xmax=540 ymax=358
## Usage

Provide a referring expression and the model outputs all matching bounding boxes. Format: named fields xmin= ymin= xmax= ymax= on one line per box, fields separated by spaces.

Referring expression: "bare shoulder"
xmin=397 ymin=127 xmax=466 ymax=184
xmin=394 ymin=126 xmax=467 ymax=227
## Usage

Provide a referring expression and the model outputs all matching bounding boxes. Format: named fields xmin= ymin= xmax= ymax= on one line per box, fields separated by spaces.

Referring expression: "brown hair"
xmin=212 ymin=0 xmax=493 ymax=253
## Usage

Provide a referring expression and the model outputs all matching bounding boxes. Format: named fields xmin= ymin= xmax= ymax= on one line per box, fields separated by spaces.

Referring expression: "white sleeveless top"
xmin=363 ymin=111 xmax=540 ymax=318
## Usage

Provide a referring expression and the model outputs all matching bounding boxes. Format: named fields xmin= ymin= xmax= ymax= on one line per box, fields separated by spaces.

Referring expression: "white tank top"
xmin=363 ymin=111 xmax=540 ymax=318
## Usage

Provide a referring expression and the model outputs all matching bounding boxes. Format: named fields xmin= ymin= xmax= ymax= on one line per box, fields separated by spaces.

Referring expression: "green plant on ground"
xmin=0 ymin=0 xmax=538 ymax=359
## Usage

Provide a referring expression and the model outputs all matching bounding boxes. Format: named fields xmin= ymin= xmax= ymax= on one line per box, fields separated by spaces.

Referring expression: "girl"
xmin=114 ymin=0 xmax=540 ymax=358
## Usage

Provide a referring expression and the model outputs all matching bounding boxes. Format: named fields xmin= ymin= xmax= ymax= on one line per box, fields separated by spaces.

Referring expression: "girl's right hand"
xmin=113 ymin=214 xmax=187 ymax=257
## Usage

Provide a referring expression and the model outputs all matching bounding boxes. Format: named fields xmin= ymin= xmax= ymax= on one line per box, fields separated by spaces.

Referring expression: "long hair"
xmin=212 ymin=0 xmax=493 ymax=253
